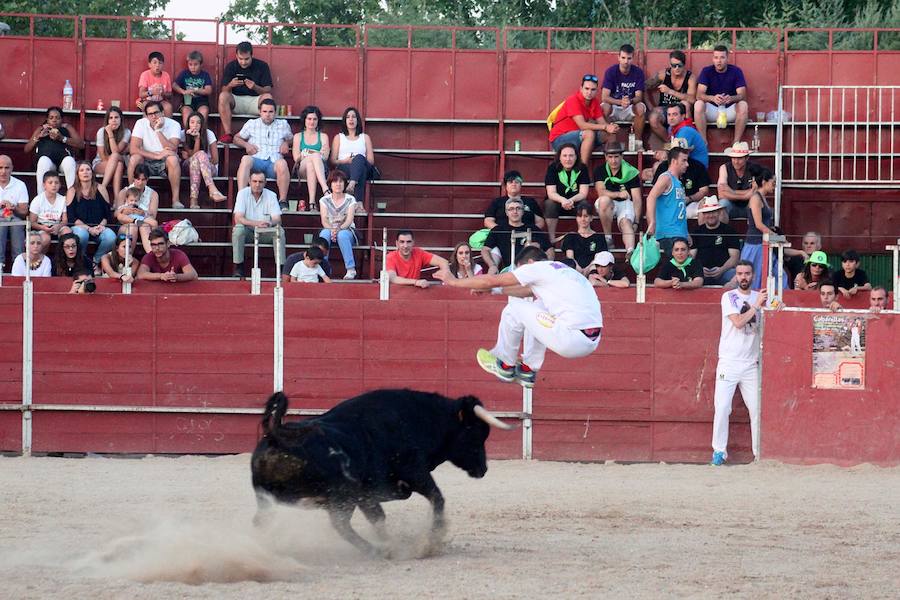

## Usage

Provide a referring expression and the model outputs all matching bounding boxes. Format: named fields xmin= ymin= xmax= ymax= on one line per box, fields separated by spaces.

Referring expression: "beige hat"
xmin=663 ymin=137 xmax=693 ymax=151
xmin=591 ymin=251 xmax=615 ymax=267
xmin=697 ymin=195 xmax=725 ymax=213
xmin=725 ymin=141 xmax=752 ymax=157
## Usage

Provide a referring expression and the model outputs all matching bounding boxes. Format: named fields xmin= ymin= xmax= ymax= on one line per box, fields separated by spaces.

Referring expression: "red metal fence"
xmin=1 ymin=280 xmax=894 ymax=464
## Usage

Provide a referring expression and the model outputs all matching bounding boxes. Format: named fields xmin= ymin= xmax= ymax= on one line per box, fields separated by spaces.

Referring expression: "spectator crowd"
xmin=0 ymin=41 xmax=890 ymax=310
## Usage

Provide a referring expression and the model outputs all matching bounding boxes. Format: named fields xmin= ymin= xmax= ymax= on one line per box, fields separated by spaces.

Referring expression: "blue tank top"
xmin=655 ymin=172 xmax=688 ymax=240
xmin=745 ymin=192 xmax=774 ymax=245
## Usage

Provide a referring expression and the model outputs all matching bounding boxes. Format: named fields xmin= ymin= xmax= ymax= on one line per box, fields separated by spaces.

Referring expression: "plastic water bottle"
xmin=63 ymin=80 xmax=73 ymax=111
xmin=627 ymin=126 xmax=636 ymax=152
xmin=716 ymin=106 xmax=728 ymax=129
xmin=751 ymin=125 xmax=760 ymax=152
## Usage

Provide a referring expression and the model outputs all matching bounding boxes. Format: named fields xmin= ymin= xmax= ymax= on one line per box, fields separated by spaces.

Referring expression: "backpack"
xmin=546 ymin=100 xmax=565 ymax=132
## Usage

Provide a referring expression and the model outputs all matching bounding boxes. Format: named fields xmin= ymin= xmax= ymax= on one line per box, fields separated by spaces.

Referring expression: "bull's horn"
xmin=473 ymin=405 xmax=515 ymax=430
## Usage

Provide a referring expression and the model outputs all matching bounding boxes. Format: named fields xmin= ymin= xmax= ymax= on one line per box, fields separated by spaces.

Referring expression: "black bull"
xmin=251 ymin=388 xmax=515 ymax=555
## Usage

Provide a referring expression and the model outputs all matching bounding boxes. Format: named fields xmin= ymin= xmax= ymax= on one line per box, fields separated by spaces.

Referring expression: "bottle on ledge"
xmin=751 ymin=125 xmax=760 ymax=152
xmin=63 ymin=80 xmax=74 ymax=111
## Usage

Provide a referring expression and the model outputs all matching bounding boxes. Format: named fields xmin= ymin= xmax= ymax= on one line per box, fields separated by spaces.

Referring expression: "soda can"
xmin=287 ymin=105 xmax=293 ymax=116
xmin=97 ymin=99 xmax=104 ymax=111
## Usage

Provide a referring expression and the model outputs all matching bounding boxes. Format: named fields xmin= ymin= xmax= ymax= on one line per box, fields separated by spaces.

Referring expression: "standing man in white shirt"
xmin=232 ymin=168 xmax=286 ymax=278
xmin=436 ymin=246 xmax=602 ymax=388
xmin=128 ymin=100 xmax=184 ymax=208
xmin=0 ymin=154 xmax=29 ymax=271
xmin=234 ymin=98 xmax=293 ymax=210
xmin=711 ymin=260 xmax=767 ymax=466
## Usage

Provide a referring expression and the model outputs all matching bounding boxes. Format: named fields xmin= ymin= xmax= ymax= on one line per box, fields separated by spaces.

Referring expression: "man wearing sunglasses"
xmin=600 ymin=44 xmax=647 ymax=142
xmin=646 ymin=50 xmax=697 ymax=142
xmin=694 ymin=45 xmax=750 ymax=145
xmin=549 ymin=73 xmax=619 ymax=166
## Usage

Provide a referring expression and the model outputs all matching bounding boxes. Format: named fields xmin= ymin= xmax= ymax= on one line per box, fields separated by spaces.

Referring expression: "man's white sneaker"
xmin=343 ymin=269 xmax=357 ymax=280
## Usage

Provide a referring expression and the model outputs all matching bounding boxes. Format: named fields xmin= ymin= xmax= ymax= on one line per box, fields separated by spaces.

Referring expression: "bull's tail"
xmin=261 ymin=392 xmax=289 ymax=435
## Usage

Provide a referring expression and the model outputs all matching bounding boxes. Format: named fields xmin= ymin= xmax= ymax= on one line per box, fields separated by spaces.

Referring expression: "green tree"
xmin=2 ymin=0 xmax=171 ymax=38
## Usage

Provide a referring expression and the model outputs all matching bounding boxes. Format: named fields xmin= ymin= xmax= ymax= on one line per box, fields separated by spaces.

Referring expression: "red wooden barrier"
xmin=0 ymin=281 xmax=896 ymax=463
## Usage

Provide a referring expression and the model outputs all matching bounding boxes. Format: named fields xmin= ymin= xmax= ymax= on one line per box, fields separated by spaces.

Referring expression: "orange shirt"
xmin=386 ymin=247 xmax=434 ymax=279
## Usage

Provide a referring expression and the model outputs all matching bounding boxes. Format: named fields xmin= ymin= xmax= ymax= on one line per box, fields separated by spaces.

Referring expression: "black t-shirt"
xmin=593 ymin=163 xmax=641 ymax=194
xmin=657 ymin=257 xmax=704 ymax=282
xmin=484 ymin=224 xmax=551 ymax=269
xmin=66 ymin=192 xmax=111 ymax=227
xmin=561 ymin=232 xmax=608 ymax=268
xmin=544 ymin=164 xmax=591 ymax=200
xmin=35 ymin=125 xmax=72 ymax=166
xmin=832 ymin=268 xmax=869 ymax=290
xmin=484 ymin=196 xmax=543 ymax=227
xmin=223 ymin=58 xmax=273 ymax=96
xmin=690 ymin=222 xmax=740 ymax=269
xmin=653 ymin=158 xmax=711 ymax=199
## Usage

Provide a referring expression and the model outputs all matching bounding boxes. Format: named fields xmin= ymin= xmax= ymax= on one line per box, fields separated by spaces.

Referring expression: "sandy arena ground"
xmin=1 ymin=454 xmax=898 ymax=598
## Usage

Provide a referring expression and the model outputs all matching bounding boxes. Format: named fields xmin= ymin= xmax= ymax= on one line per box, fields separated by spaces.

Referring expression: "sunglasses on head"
xmin=582 ymin=74 xmax=598 ymax=83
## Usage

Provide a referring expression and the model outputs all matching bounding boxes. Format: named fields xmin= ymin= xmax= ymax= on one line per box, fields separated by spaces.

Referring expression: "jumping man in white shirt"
xmin=435 ymin=246 xmax=603 ymax=388
xmin=711 ymin=259 xmax=767 ymax=466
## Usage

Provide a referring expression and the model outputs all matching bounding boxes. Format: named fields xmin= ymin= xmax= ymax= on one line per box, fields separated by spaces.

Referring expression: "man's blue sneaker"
xmin=711 ymin=451 xmax=726 ymax=466
xmin=515 ymin=362 xmax=537 ymax=388
xmin=476 ymin=348 xmax=515 ymax=383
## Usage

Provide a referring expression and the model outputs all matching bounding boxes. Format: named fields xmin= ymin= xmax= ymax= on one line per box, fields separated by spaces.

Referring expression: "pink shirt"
xmin=138 ymin=70 xmax=173 ymax=98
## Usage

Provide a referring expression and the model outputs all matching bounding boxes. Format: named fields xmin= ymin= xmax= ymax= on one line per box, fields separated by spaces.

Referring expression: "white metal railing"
xmin=777 ymin=87 xmax=899 ymax=177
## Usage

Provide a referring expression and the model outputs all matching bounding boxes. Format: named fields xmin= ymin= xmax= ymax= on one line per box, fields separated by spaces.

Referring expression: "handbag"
xmin=368 ymin=163 xmax=382 ymax=181
xmin=630 ymin=233 xmax=661 ymax=274
xmin=168 ymin=218 xmax=200 ymax=246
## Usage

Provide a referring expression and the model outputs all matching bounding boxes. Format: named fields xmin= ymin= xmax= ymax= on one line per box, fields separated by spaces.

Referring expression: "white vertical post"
xmin=379 ymin=227 xmax=390 ymax=301
xmin=522 ymin=387 xmax=533 ymax=460
xmin=21 ymin=277 xmax=33 ymax=456
xmin=273 ymin=285 xmax=284 ymax=392
xmin=251 ymin=228 xmax=261 ymax=295
xmin=635 ymin=238 xmax=646 ymax=303
xmin=774 ymin=85 xmax=784 ymax=227
xmin=122 ymin=233 xmax=132 ymax=294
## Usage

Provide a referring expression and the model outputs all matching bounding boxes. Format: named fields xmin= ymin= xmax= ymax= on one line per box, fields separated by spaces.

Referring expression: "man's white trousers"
xmin=712 ymin=358 xmax=760 ymax=459
xmin=490 ymin=298 xmax=599 ymax=370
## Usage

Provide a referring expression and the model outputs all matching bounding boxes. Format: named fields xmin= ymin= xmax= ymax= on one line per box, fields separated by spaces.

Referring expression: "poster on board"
xmin=812 ymin=315 xmax=866 ymax=389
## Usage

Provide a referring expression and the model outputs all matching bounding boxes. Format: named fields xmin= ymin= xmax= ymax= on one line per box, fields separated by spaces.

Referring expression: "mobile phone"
xmin=236 ymin=73 xmax=247 ymax=81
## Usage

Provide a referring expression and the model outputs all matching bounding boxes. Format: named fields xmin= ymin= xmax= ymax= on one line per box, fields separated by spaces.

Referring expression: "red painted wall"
xmin=761 ymin=310 xmax=899 ymax=466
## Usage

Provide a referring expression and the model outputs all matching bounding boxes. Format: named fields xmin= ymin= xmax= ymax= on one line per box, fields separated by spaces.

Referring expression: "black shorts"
xmin=543 ymin=198 xmax=578 ymax=219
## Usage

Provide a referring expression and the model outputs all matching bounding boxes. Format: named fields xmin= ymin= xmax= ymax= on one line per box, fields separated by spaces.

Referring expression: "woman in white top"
xmin=180 ymin=111 xmax=225 ymax=208
xmin=11 ymin=231 xmax=52 ymax=277
xmin=292 ymin=105 xmax=330 ymax=212
xmin=448 ymin=241 xmax=483 ymax=279
xmin=330 ymin=106 xmax=375 ymax=200
xmin=93 ymin=106 xmax=131 ymax=199
xmin=29 ymin=170 xmax=71 ymax=253
xmin=318 ymin=170 xmax=358 ymax=279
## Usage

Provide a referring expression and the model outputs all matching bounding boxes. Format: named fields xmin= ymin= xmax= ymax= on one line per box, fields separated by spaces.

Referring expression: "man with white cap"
xmin=690 ymin=195 xmax=740 ymax=285
xmin=586 ymin=250 xmax=629 ymax=288
xmin=716 ymin=141 xmax=760 ymax=222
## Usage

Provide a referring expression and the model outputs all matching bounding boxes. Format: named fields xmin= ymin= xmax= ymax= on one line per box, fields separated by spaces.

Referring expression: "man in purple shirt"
xmin=601 ymin=44 xmax=647 ymax=141
xmin=693 ymin=45 xmax=749 ymax=144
